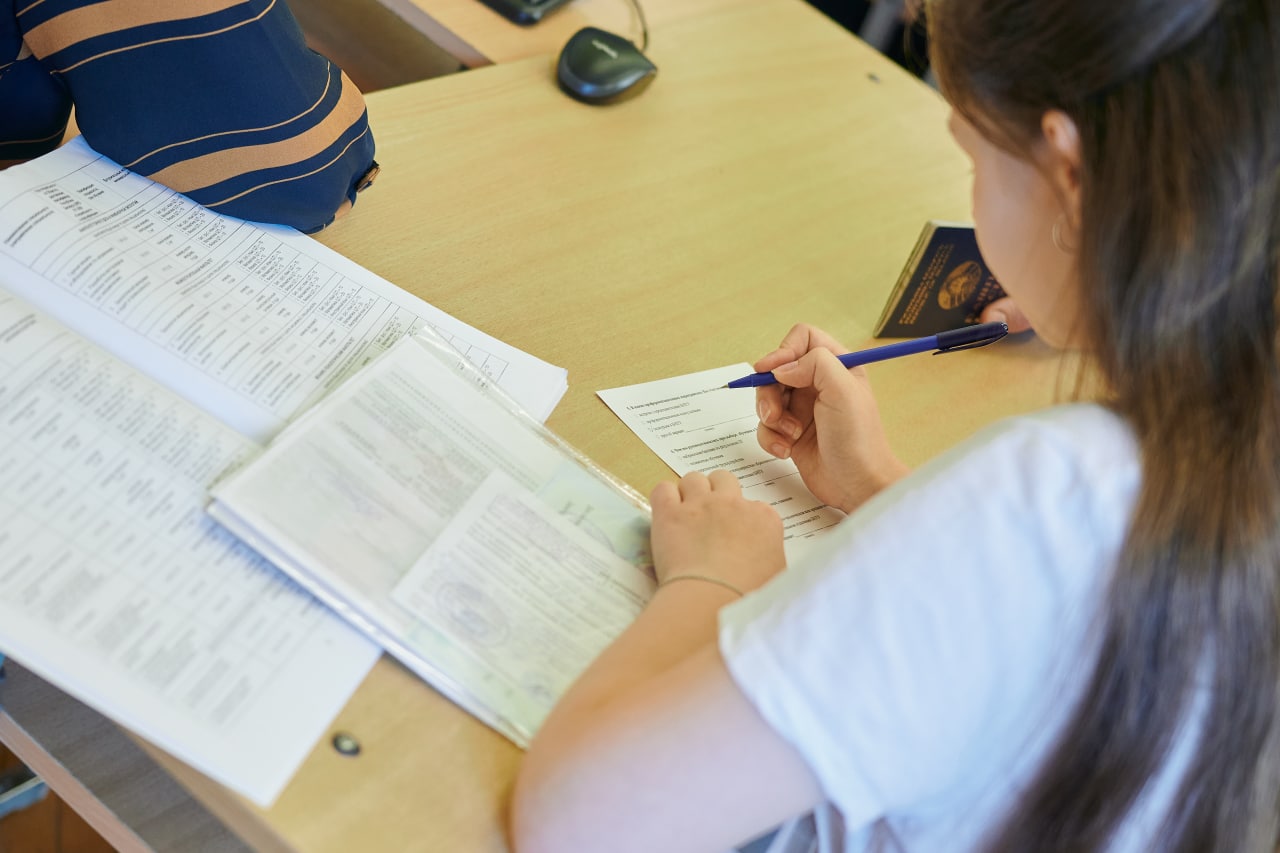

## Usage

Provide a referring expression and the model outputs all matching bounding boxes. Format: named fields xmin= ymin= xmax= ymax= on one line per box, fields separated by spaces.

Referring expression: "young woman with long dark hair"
xmin=511 ymin=1 xmax=1280 ymax=850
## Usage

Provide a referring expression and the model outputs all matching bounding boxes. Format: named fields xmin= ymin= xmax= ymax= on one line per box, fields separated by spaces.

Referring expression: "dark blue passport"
xmin=874 ymin=221 xmax=1007 ymax=338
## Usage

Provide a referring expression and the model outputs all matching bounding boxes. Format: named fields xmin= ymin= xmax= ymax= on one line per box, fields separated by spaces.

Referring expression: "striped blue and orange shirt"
xmin=1 ymin=0 xmax=378 ymax=233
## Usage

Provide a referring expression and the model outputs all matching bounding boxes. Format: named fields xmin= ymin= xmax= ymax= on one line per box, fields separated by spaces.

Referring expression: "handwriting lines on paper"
xmin=598 ymin=366 xmax=845 ymax=556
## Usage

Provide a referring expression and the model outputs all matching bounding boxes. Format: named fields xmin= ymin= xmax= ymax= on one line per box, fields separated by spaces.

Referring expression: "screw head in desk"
xmin=332 ymin=732 xmax=362 ymax=756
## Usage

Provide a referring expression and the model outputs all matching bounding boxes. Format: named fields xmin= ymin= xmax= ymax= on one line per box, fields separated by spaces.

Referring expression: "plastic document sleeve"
xmin=207 ymin=329 xmax=655 ymax=745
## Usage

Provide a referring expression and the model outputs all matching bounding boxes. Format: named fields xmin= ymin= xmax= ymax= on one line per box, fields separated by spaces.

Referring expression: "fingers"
xmin=757 ymin=349 xmax=862 ymax=460
xmin=751 ymin=323 xmax=849 ymax=373
xmin=677 ymin=472 xmax=712 ymax=498
xmin=755 ymin=388 xmax=803 ymax=443
xmin=652 ymin=471 xmax=744 ymax=505
xmin=771 ymin=347 xmax=862 ymax=405
xmin=980 ymin=297 xmax=1033 ymax=334
xmin=650 ymin=479 xmax=679 ymax=511
xmin=757 ymin=420 xmax=793 ymax=459
xmin=755 ymin=323 xmax=845 ymax=442
xmin=707 ymin=469 xmax=741 ymax=493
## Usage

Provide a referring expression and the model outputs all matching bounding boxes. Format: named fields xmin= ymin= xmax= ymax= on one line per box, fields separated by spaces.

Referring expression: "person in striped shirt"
xmin=1 ymin=0 xmax=379 ymax=233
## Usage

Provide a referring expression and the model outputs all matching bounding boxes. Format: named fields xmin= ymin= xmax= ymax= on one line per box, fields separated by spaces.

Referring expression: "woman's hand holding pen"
xmin=755 ymin=323 xmax=910 ymax=514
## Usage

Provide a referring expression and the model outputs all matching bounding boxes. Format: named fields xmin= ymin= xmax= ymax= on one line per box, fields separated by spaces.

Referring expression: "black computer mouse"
xmin=556 ymin=27 xmax=657 ymax=105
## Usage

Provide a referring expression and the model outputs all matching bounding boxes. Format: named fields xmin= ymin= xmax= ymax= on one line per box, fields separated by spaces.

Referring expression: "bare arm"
xmin=511 ymin=472 xmax=825 ymax=853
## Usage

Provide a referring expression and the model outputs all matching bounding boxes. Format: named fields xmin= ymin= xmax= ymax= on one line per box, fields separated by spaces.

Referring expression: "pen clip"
xmin=932 ymin=321 xmax=1009 ymax=355
xmin=933 ymin=336 xmax=1004 ymax=355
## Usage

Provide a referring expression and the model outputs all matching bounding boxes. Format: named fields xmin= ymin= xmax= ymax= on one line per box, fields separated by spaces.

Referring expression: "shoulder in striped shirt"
xmin=2 ymin=0 xmax=378 ymax=233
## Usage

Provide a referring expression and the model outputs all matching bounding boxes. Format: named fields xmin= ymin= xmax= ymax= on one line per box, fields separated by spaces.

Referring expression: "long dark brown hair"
xmin=928 ymin=0 xmax=1280 ymax=849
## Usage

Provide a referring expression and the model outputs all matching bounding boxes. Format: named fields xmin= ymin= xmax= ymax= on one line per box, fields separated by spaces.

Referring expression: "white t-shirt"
xmin=720 ymin=403 xmax=1195 ymax=852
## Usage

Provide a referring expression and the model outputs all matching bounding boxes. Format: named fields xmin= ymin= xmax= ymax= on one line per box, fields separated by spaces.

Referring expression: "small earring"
xmin=1051 ymin=215 xmax=1077 ymax=254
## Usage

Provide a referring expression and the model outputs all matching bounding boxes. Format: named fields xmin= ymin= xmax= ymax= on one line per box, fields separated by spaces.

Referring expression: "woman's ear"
xmin=1041 ymin=110 xmax=1083 ymax=229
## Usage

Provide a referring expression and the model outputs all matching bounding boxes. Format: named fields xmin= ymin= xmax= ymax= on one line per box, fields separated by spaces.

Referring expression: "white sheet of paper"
xmin=0 ymin=294 xmax=380 ymax=804
xmin=391 ymin=469 xmax=653 ymax=740
xmin=0 ymin=138 xmax=567 ymax=438
xmin=598 ymin=365 xmax=844 ymax=559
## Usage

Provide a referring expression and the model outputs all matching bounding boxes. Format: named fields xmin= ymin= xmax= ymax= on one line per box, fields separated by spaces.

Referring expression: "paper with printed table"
xmin=0 ymin=138 xmax=568 ymax=804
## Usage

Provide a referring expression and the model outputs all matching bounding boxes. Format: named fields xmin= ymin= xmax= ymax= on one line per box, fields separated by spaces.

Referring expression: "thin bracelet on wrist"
xmin=656 ymin=574 xmax=745 ymax=598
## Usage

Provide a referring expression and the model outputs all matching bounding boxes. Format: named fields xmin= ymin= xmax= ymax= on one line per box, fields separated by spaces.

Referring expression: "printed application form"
xmin=0 ymin=294 xmax=375 ymax=805
xmin=0 ymin=140 xmax=572 ymax=805
xmin=0 ymin=138 xmax=567 ymax=437
xmin=598 ymin=365 xmax=845 ymax=559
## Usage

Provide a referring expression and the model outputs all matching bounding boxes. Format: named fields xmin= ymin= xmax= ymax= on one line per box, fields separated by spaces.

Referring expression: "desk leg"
xmin=0 ymin=661 xmax=253 ymax=853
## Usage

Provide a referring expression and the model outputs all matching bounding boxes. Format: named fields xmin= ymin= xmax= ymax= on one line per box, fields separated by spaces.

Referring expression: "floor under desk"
xmin=0 ymin=743 xmax=111 ymax=853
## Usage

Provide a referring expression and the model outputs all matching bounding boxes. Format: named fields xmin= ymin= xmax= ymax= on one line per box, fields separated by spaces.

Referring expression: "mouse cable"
xmin=627 ymin=0 xmax=649 ymax=51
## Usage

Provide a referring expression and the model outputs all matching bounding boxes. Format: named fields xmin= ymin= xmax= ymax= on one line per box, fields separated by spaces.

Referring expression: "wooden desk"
xmin=380 ymin=0 xmax=739 ymax=67
xmin=0 ymin=2 xmax=1067 ymax=851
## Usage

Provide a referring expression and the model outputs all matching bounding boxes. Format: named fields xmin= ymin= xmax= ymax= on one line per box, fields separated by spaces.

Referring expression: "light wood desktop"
xmin=380 ymin=0 xmax=739 ymax=66
xmin=0 ymin=2 xmax=1069 ymax=851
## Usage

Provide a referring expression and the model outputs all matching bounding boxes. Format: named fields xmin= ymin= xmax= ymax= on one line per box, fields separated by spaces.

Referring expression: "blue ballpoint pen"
xmin=725 ymin=321 xmax=1010 ymax=388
